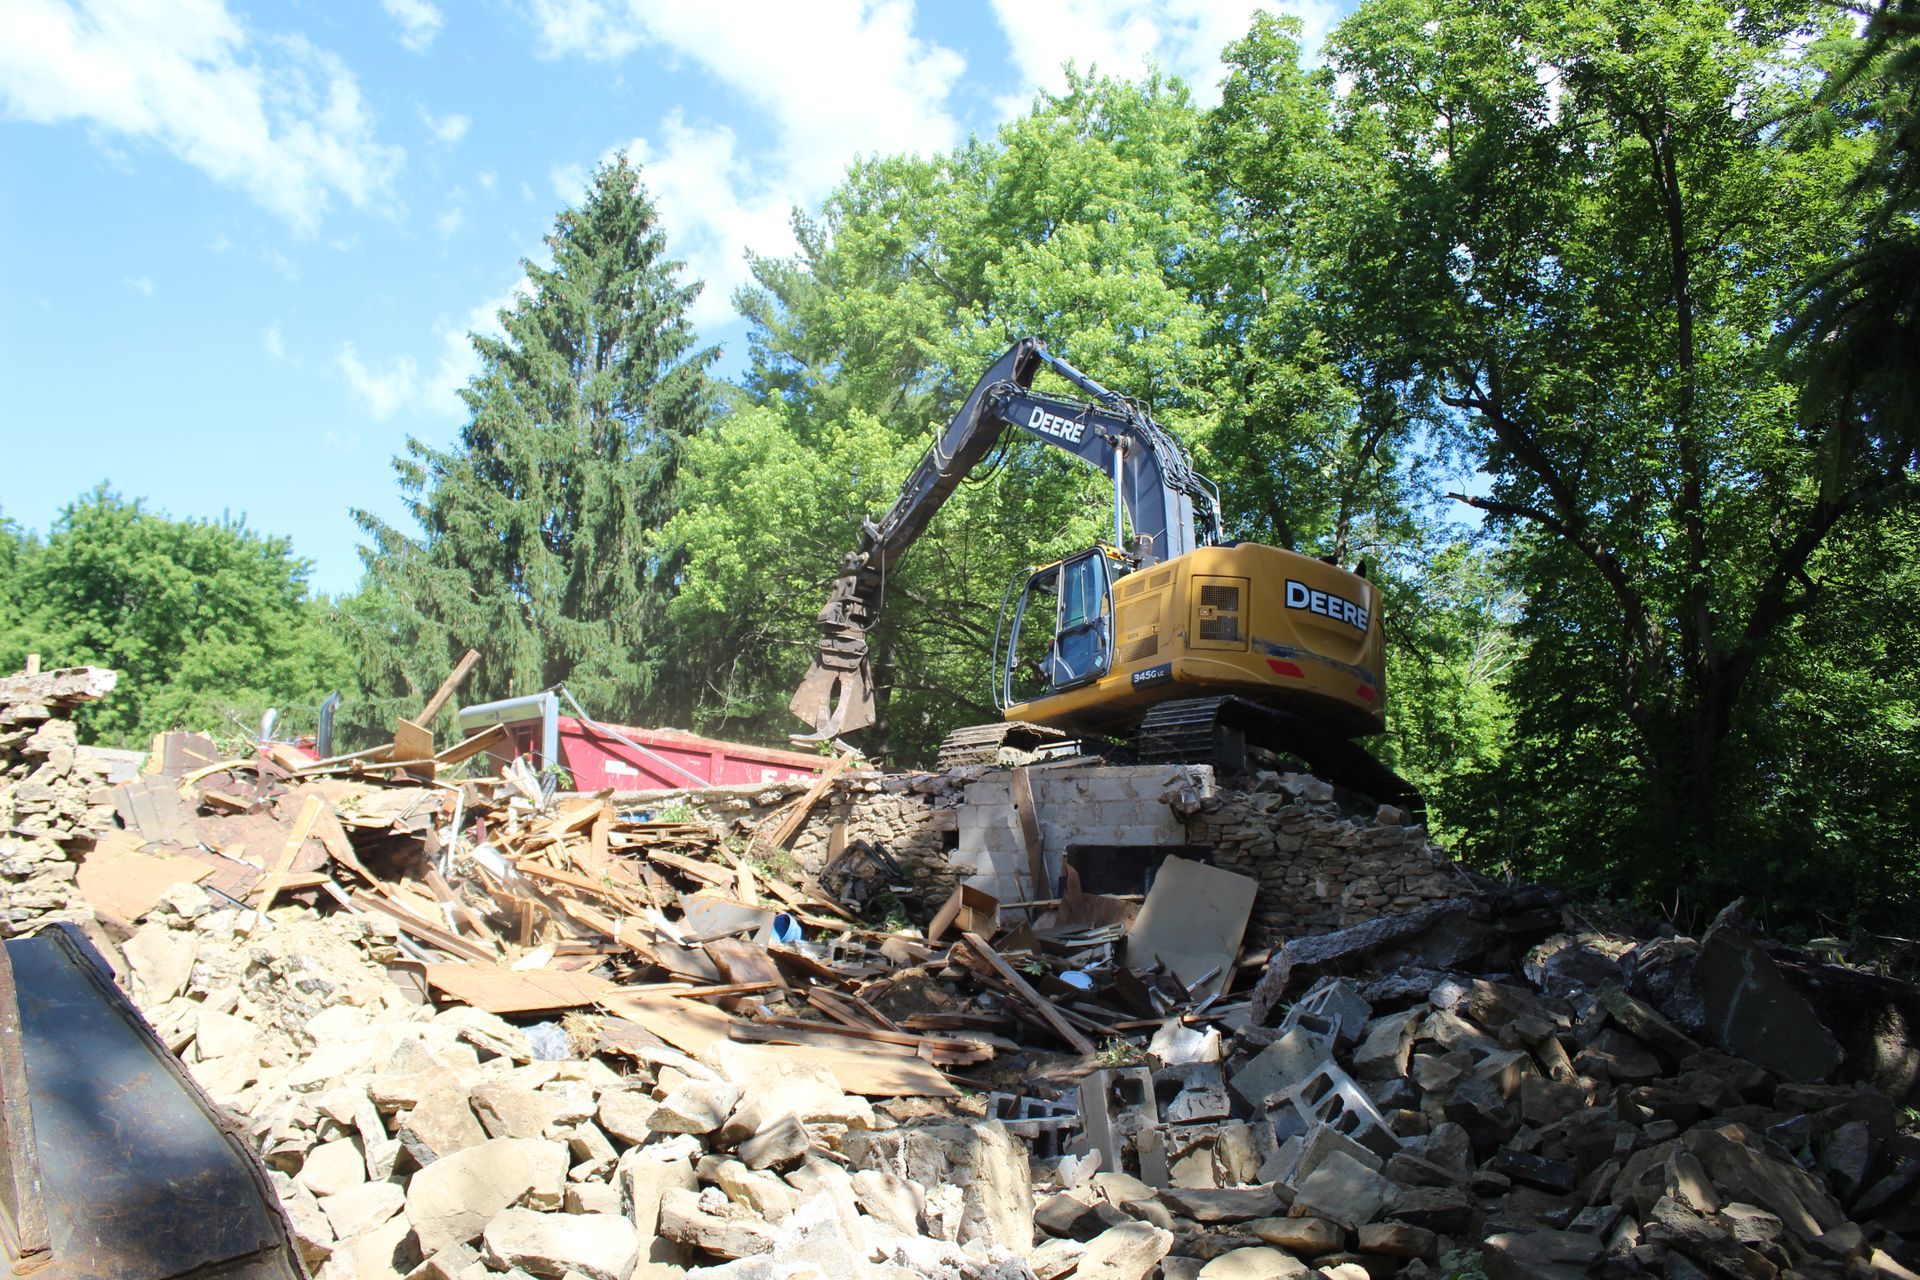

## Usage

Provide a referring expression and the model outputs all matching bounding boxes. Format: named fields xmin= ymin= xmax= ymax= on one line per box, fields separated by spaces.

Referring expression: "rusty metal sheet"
xmin=0 ymin=925 xmax=304 ymax=1279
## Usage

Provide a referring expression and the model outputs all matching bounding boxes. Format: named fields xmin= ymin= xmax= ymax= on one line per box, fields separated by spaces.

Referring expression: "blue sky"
xmin=0 ymin=0 xmax=1345 ymax=596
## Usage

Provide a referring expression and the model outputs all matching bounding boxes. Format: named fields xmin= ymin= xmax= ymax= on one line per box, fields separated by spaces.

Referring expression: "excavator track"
xmin=1136 ymin=696 xmax=1426 ymax=820
xmin=937 ymin=720 xmax=1074 ymax=769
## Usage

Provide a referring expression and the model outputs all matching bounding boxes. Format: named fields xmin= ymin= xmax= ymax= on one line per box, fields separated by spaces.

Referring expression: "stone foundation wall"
xmin=614 ymin=762 xmax=1465 ymax=944
xmin=0 ymin=668 xmax=119 ymax=937
xmin=1191 ymin=772 xmax=1468 ymax=946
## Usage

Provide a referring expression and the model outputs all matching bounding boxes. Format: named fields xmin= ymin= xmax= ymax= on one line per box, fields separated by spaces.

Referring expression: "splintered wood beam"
xmin=244 ymin=794 xmax=327 ymax=932
xmin=759 ymin=751 xmax=853 ymax=851
xmin=418 ymin=647 xmax=481 ymax=724
xmin=960 ymin=929 xmax=1096 ymax=1056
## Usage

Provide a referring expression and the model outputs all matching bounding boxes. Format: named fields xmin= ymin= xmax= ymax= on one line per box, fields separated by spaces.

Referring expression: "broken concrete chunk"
xmin=593 ymin=1087 xmax=658 ymax=1146
xmin=469 ymin=1081 xmax=564 ymax=1140
xmin=481 ymin=1208 xmax=638 ymax=1280
xmin=434 ymin=1005 xmax=534 ymax=1063
xmin=657 ymin=1186 xmax=777 ymax=1259
xmin=298 ymin=1135 xmax=369 ymax=1198
xmin=1193 ymin=1245 xmax=1309 ymax=1279
xmin=1356 ymin=1221 xmax=1436 ymax=1259
xmin=738 ymin=1113 xmax=811 ymax=1170
xmin=1287 ymin=978 xmax=1372 ymax=1047
xmin=851 ymin=1167 xmax=925 ymax=1238
xmin=1598 ymin=986 xmax=1700 ymax=1060
xmin=1074 ymin=1221 xmax=1174 ymax=1280
xmin=1160 ymin=1061 xmax=1232 ymax=1124
xmin=1681 ymin=1123 xmax=1843 ymax=1240
xmin=1230 ymin=1024 xmax=1335 ymax=1110
xmin=698 ymin=1154 xmax=798 ymax=1220
xmin=650 ymin=1078 xmax=741 ymax=1135
xmin=1287 ymin=1150 xmax=1399 ymax=1230
xmin=403 ymin=1137 xmax=562 ymax=1256
xmin=1350 ymin=1010 xmax=1420 ymax=1081
xmin=400 ymin=1082 xmax=488 ymax=1165
xmin=1161 ymin=1184 xmax=1287 ymax=1223
xmin=702 ymin=1041 xmax=873 ymax=1140
xmin=1480 ymin=1230 xmax=1602 ymax=1280
xmin=1694 ymin=907 xmax=1843 ymax=1083
xmin=1030 ymin=1237 xmax=1087 ymax=1280
xmin=1248 ymin=1215 xmax=1341 ymax=1256
xmin=842 ymin=1121 xmax=1033 ymax=1251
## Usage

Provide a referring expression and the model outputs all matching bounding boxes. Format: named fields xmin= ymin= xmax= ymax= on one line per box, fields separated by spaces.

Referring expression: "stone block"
xmin=842 ymin=1120 xmax=1033 ymax=1251
xmin=481 ymin=1208 xmax=637 ymax=1280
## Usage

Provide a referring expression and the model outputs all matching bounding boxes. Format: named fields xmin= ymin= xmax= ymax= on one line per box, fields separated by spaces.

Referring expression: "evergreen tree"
xmin=355 ymin=154 xmax=717 ymax=735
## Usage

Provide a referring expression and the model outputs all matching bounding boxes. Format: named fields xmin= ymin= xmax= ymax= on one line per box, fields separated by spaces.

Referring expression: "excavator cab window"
xmin=1050 ymin=549 xmax=1113 ymax=690
xmin=1004 ymin=565 xmax=1060 ymax=705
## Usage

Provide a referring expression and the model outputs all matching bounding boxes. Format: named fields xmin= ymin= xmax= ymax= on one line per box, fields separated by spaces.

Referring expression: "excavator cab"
xmin=998 ymin=548 xmax=1118 ymax=707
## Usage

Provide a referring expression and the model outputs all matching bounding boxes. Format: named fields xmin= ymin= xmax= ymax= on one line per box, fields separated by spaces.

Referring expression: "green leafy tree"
xmin=355 ymin=154 xmax=717 ymax=737
xmin=0 ymin=488 xmax=351 ymax=746
xmin=1317 ymin=0 xmax=1916 ymax=910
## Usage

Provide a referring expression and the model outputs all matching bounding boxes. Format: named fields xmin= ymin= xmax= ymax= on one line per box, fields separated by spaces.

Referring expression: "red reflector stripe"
xmin=1267 ymin=659 xmax=1305 ymax=678
xmin=1354 ymin=683 xmax=1376 ymax=703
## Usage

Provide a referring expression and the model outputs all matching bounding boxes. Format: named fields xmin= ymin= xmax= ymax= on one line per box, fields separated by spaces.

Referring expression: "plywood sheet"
xmin=424 ymin=962 xmax=618 ymax=1014
xmin=779 ymin=1046 xmax=958 ymax=1097
xmin=75 ymin=832 xmax=214 ymax=922
xmin=597 ymin=992 xmax=736 ymax=1055
xmin=1125 ymin=856 xmax=1256 ymax=1002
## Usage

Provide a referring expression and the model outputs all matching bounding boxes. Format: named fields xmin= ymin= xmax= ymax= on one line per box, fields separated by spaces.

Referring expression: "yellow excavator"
xmin=790 ymin=337 xmax=1420 ymax=812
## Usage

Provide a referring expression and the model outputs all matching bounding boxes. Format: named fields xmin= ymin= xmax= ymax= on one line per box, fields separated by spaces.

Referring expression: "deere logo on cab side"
xmin=1286 ymin=579 xmax=1370 ymax=632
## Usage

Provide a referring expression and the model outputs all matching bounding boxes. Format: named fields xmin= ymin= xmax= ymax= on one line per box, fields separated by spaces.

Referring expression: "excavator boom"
xmin=790 ymin=338 xmax=1219 ymax=740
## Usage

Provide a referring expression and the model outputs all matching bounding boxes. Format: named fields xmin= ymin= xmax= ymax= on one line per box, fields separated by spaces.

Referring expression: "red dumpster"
xmin=457 ymin=693 xmax=825 ymax=791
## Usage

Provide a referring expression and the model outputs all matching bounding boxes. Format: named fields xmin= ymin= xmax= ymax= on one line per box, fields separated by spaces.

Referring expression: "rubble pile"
xmin=0 ymin=665 xmax=119 ymax=934
xmin=125 ymin=884 xmax=1040 ymax=1280
xmin=1028 ymin=892 xmax=1920 ymax=1280
xmin=6 ymin=661 xmax=1920 ymax=1280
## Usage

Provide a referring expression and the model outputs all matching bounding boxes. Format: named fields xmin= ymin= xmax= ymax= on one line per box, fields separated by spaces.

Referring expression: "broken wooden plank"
xmin=423 ymin=962 xmax=616 ymax=1014
xmin=1011 ymin=766 xmax=1049 ymax=902
xmin=928 ymin=884 xmax=998 ymax=942
xmin=246 ymin=794 xmax=327 ymax=928
xmin=417 ymin=647 xmax=480 ymax=724
xmin=597 ymin=992 xmax=736 ymax=1056
xmin=779 ymin=1045 xmax=958 ymax=1098
xmin=757 ymin=751 xmax=851 ymax=851
xmin=391 ymin=719 xmax=436 ymax=780
xmin=349 ymin=890 xmax=497 ymax=962
xmin=702 ymin=937 xmax=789 ymax=990
xmin=960 ymin=929 xmax=1096 ymax=1055
xmin=435 ymin=722 xmax=509 ymax=767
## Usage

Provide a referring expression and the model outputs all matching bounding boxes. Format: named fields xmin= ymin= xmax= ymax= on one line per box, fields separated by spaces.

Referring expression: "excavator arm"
xmin=790 ymin=337 xmax=1221 ymax=741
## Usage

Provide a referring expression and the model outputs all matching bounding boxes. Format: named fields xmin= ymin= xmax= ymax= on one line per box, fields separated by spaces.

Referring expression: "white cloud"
xmin=628 ymin=116 xmax=799 ymax=328
xmin=434 ymin=202 xmax=465 ymax=238
xmin=0 ymin=0 xmax=404 ymax=235
xmin=986 ymin=0 xmax=1333 ymax=111
xmin=477 ymin=169 xmax=497 ymax=194
xmin=549 ymin=161 xmax=588 ymax=205
xmin=381 ymin=0 xmax=443 ymax=52
xmin=529 ymin=1 xmax=963 ymax=323
xmin=337 ymin=343 xmax=419 ymax=420
xmin=263 ymin=321 xmax=284 ymax=358
xmin=123 ymin=273 xmax=153 ymax=295
xmin=418 ymin=105 xmax=469 ymax=145
xmin=336 ymin=280 xmax=528 ymax=420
